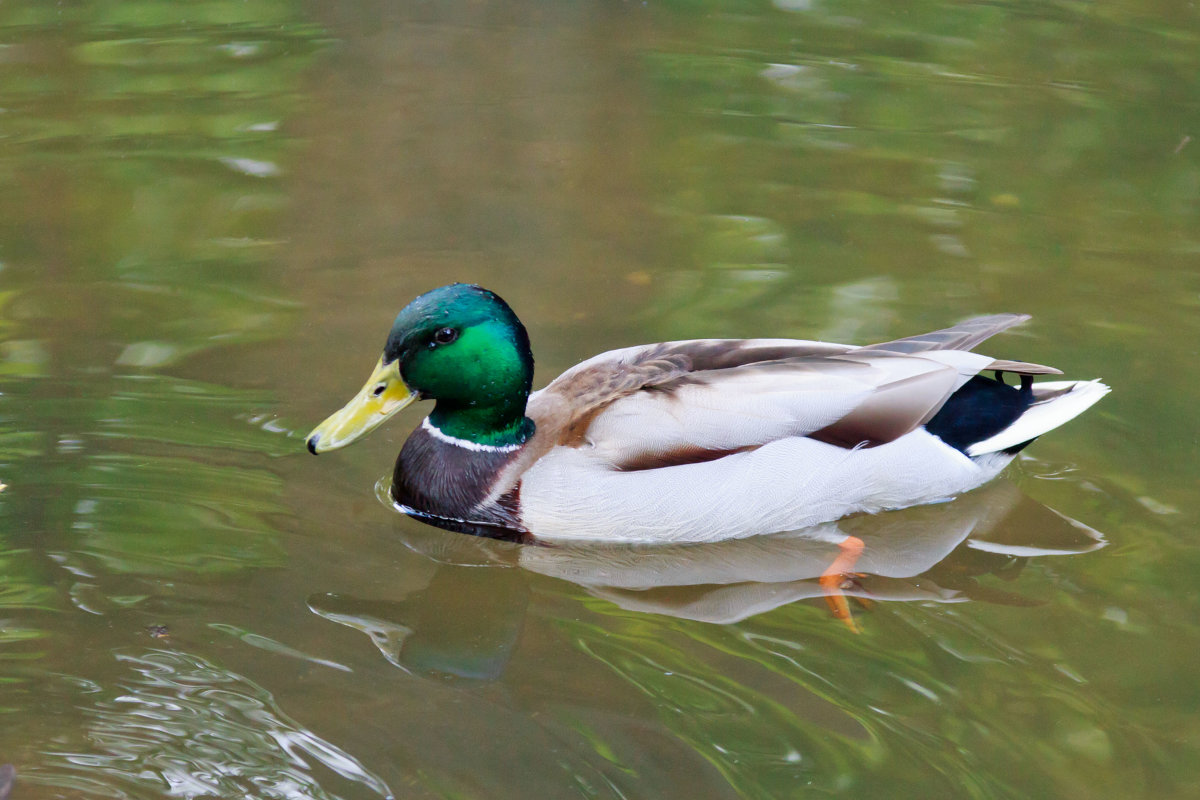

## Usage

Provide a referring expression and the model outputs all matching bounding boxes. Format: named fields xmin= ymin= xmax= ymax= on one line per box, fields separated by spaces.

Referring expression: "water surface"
xmin=1 ymin=0 xmax=1198 ymax=798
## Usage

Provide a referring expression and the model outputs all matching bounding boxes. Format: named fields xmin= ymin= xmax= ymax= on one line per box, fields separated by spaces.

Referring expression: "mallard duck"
xmin=306 ymin=283 xmax=1108 ymax=548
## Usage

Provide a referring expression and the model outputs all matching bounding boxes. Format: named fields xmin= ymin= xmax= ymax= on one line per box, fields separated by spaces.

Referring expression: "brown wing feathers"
xmin=534 ymin=315 xmax=1055 ymax=465
xmin=540 ymin=340 xmax=855 ymax=447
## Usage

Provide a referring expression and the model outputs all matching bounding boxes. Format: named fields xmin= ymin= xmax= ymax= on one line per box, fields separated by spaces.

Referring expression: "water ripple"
xmin=37 ymin=649 xmax=394 ymax=800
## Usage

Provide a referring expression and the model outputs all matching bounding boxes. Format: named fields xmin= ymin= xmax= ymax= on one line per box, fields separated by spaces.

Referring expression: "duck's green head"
xmin=306 ymin=284 xmax=534 ymax=454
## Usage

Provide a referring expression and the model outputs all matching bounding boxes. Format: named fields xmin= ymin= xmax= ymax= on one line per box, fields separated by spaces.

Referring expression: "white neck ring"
xmin=421 ymin=417 xmax=525 ymax=453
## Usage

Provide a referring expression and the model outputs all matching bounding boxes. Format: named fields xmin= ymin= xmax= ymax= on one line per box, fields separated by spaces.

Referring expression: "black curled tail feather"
xmin=925 ymin=375 xmax=1033 ymax=454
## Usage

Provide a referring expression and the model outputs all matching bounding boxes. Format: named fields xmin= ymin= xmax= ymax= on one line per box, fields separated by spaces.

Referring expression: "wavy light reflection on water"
xmin=38 ymin=649 xmax=393 ymax=800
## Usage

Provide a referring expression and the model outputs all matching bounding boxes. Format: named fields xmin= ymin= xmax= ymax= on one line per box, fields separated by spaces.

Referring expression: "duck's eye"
xmin=432 ymin=327 xmax=459 ymax=346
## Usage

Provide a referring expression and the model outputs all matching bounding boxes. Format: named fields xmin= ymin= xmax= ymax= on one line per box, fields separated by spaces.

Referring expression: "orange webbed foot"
xmin=819 ymin=535 xmax=866 ymax=632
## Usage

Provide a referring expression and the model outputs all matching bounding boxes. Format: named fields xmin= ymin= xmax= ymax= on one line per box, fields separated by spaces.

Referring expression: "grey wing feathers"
xmin=532 ymin=316 xmax=1052 ymax=454
xmin=535 ymin=339 xmax=856 ymax=445
xmin=858 ymin=313 xmax=1063 ymax=375
xmin=639 ymin=339 xmax=854 ymax=371
xmin=986 ymin=358 xmax=1063 ymax=376
xmin=860 ymin=313 xmax=1030 ymax=355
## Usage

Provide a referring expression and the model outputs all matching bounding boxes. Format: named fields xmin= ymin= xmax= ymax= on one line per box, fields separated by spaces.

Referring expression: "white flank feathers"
xmin=520 ymin=429 xmax=1014 ymax=544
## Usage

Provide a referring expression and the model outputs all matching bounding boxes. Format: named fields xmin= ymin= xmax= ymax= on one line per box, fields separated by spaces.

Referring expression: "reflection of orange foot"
xmin=819 ymin=535 xmax=865 ymax=632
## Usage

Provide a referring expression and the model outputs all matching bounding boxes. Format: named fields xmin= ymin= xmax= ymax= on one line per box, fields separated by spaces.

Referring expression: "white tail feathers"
xmin=966 ymin=379 xmax=1110 ymax=457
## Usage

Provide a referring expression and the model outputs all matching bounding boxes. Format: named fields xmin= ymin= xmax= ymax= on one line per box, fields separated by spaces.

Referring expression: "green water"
xmin=0 ymin=0 xmax=1197 ymax=797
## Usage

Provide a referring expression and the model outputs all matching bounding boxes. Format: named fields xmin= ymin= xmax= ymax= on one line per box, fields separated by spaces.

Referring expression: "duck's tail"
xmin=965 ymin=379 xmax=1110 ymax=457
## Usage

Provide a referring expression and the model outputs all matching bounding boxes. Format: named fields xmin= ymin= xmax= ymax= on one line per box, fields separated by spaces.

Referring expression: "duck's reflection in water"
xmin=523 ymin=481 xmax=1104 ymax=624
xmin=309 ymin=481 xmax=1103 ymax=674
xmin=310 ymin=566 xmax=529 ymax=680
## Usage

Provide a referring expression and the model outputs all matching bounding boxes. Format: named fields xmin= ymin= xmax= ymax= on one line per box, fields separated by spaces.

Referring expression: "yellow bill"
xmin=306 ymin=356 xmax=416 ymax=454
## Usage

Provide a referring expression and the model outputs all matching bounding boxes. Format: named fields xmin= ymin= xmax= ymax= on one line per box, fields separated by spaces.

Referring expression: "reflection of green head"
xmin=384 ymin=284 xmax=535 ymax=446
